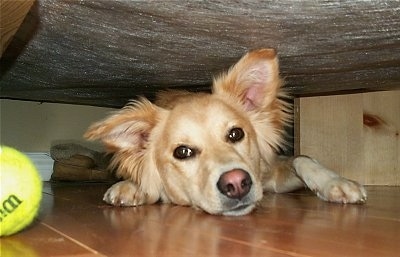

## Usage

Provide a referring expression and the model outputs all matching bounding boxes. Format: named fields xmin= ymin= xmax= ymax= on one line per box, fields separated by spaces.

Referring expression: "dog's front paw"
xmin=103 ymin=180 xmax=147 ymax=206
xmin=317 ymin=177 xmax=367 ymax=204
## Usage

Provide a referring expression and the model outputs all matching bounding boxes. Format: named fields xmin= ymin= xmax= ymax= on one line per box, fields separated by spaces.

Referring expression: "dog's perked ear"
xmin=212 ymin=49 xmax=282 ymax=111
xmin=213 ymin=49 xmax=291 ymax=156
xmin=84 ymin=98 xmax=162 ymax=152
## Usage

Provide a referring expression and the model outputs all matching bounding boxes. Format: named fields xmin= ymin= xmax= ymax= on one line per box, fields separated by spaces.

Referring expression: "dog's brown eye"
xmin=173 ymin=145 xmax=195 ymax=160
xmin=227 ymin=127 xmax=245 ymax=143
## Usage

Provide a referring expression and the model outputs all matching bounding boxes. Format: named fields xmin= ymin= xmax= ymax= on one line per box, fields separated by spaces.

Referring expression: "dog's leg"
xmin=103 ymin=180 xmax=157 ymax=206
xmin=264 ymin=156 xmax=367 ymax=203
xmin=263 ymin=156 xmax=305 ymax=193
xmin=292 ymin=156 xmax=367 ymax=203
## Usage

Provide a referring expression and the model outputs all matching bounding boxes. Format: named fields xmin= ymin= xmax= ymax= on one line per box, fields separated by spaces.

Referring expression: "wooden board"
xmin=295 ymin=90 xmax=400 ymax=185
xmin=7 ymin=182 xmax=400 ymax=257
xmin=1 ymin=0 xmax=399 ymax=107
xmin=0 ymin=0 xmax=35 ymax=57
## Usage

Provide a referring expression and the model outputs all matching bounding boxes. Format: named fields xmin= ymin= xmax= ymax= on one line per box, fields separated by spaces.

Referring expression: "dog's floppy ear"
xmin=85 ymin=99 xmax=165 ymax=202
xmin=84 ymin=98 xmax=162 ymax=152
xmin=213 ymin=49 xmax=282 ymax=111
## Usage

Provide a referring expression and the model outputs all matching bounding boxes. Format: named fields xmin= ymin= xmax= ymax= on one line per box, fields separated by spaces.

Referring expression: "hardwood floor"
xmin=1 ymin=183 xmax=399 ymax=257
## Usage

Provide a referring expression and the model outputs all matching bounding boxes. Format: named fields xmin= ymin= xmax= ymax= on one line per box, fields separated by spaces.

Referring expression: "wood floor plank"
xmin=5 ymin=182 xmax=398 ymax=257
xmin=0 ymin=221 xmax=103 ymax=257
xmin=38 ymin=194 xmax=294 ymax=256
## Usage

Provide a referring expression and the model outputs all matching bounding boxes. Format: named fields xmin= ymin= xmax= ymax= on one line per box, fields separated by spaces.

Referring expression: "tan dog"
xmin=85 ymin=49 xmax=367 ymax=216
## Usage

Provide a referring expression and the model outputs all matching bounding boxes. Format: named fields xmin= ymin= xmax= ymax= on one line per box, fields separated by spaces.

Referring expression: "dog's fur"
xmin=85 ymin=49 xmax=367 ymax=216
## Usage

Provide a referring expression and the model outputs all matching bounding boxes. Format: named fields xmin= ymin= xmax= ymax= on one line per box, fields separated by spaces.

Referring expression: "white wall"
xmin=0 ymin=99 xmax=115 ymax=152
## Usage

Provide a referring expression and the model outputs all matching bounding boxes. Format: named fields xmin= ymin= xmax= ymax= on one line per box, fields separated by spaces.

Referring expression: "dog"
xmin=85 ymin=49 xmax=367 ymax=216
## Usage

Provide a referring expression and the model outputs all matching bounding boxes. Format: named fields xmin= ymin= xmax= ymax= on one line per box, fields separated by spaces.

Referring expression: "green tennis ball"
xmin=0 ymin=146 xmax=42 ymax=236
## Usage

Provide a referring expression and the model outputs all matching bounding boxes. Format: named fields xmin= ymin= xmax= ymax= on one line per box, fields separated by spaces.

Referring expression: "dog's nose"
xmin=217 ymin=169 xmax=252 ymax=199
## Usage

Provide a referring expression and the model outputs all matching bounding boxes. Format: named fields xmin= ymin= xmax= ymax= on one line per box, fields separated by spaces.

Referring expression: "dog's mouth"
xmin=221 ymin=203 xmax=255 ymax=216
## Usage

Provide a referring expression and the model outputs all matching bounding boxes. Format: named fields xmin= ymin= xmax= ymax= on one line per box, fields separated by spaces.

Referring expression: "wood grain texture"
xmin=295 ymin=90 xmax=400 ymax=185
xmin=0 ymin=0 xmax=400 ymax=107
xmin=4 ymin=182 xmax=399 ymax=257
xmin=0 ymin=0 xmax=35 ymax=57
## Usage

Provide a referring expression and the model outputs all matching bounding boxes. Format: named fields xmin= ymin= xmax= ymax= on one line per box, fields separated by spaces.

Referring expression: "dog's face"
xmin=85 ymin=49 xmax=289 ymax=215
xmin=154 ymin=95 xmax=264 ymax=215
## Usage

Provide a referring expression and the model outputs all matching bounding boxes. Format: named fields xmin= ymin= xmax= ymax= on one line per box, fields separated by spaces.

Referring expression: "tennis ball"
xmin=0 ymin=146 xmax=42 ymax=236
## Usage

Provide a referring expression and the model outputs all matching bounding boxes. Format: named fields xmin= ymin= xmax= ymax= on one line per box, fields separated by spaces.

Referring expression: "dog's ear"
xmin=213 ymin=49 xmax=282 ymax=111
xmin=84 ymin=98 xmax=163 ymax=152
xmin=85 ymin=99 xmax=165 ymax=202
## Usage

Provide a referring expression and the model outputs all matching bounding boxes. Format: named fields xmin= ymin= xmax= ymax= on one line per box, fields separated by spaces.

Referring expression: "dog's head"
xmin=85 ymin=49 xmax=289 ymax=216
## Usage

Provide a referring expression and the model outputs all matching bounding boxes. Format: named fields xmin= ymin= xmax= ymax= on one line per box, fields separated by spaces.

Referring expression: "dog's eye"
xmin=173 ymin=145 xmax=196 ymax=160
xmin=227 ymin=127 xmax=245 ymax=143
